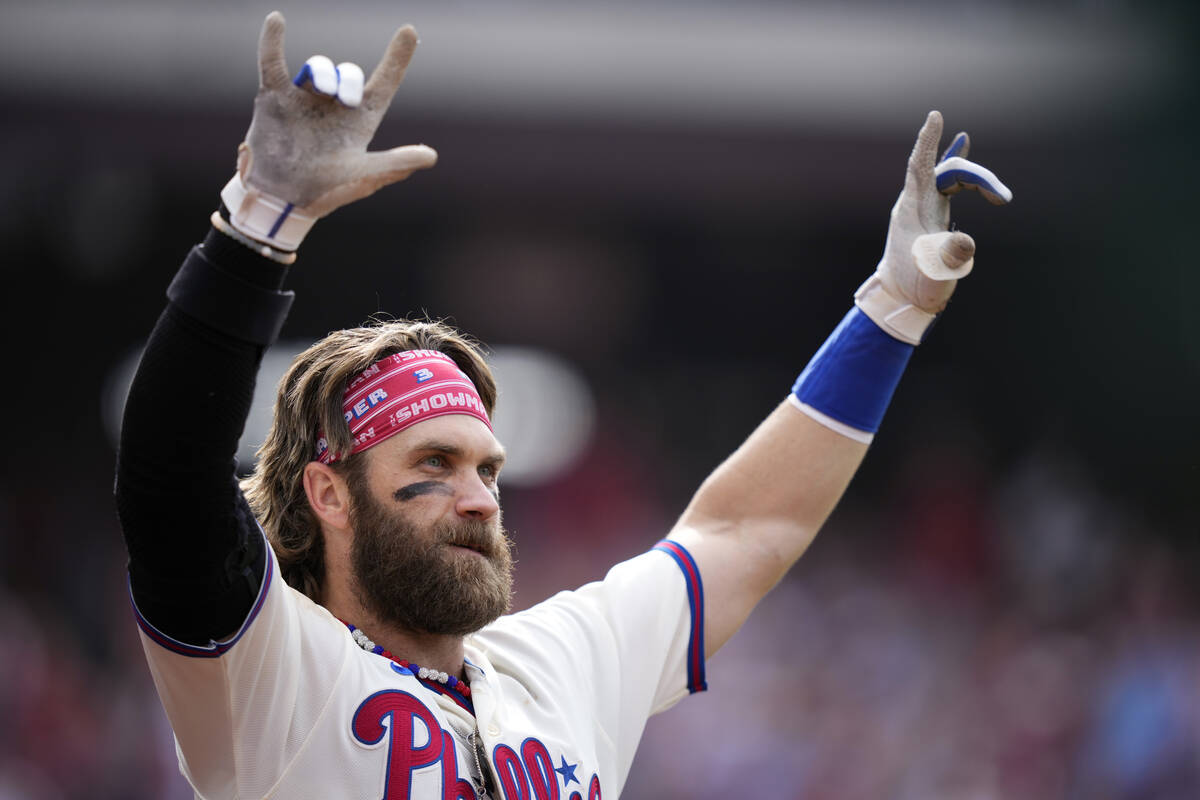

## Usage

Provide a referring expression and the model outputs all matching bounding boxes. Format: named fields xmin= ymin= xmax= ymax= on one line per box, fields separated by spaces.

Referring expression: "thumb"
xmin=305 ymin=145 xmax=438 ymax=217
xmin=366 ymin=144 xmax=439 ymax=177
xmin=912 ymin=230 xmax=975 ymax=281
xmin=940 ymin=231 xmax=976 ymax=270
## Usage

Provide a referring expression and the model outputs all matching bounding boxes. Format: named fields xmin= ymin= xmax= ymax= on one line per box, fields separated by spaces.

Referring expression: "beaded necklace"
xmin=343 ymin=622 xmax=472 ymax=699
xmin=344 ymin=621 xmax=492 ymax=797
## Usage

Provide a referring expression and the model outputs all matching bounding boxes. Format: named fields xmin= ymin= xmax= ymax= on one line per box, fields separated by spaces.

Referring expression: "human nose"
xmin=456 ymin=473 xmax=499 ymax=520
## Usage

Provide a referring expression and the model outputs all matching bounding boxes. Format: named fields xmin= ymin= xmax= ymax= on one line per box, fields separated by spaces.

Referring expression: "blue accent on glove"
xmin=293 ymin=62 xmax=315 ymax=88
xmin=292 ymin=56 xmax=338 ymax=96
xmin=936 ymin=166 xmax=1007 ymax=203
xmin=792 ymin=308 xmax=914 ymax=434
xmin=940 ymin=132 xmax=969 ymax=162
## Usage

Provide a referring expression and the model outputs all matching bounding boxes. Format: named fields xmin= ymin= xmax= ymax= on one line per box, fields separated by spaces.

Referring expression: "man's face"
xmin=346 ymin=415 xmax=513 ymax=637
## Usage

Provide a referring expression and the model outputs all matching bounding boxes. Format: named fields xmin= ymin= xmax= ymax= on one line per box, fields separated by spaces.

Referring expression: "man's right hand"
xmin=222 ymin=11 xmax=438 ymax=252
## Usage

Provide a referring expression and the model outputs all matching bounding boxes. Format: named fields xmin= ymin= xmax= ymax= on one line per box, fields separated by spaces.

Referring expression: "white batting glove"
xmin=220 ymin=11 xmax=438 ymax=252
xmin=854 ymin=111 xmax=1012 ymax=345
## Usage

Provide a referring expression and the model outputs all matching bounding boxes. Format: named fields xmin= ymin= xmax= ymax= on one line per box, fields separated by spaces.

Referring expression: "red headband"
xmin=315 ymin=350 xmax=491 ymax=465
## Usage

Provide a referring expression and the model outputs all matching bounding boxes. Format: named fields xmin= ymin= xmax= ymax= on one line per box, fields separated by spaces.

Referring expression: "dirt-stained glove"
xmin=219 ymin=11 xmax=437 ymax=252
xmin=854 ymin=110 xmax=1012 ymax=344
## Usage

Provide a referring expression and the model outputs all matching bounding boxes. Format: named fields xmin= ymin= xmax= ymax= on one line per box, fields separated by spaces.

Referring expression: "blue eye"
xmin=478 ymin=465 xmax=495 ymax=479
xmin=424 ymin=455 xmax=445 ymax=468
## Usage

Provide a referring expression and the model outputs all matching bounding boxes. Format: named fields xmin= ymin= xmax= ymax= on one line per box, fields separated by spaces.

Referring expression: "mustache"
xmin=431 ymin=518 xmax=506 ymax=558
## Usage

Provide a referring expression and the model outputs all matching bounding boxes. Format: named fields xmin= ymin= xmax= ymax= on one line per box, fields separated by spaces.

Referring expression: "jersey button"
xmin=486 ymin=723 xmax=501 ymax=737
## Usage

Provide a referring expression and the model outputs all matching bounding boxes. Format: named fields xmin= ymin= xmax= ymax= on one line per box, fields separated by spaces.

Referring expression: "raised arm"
xmin=669 ymin=111 xmax=1011 ymax=656
xmin=114 ymin=12 xmax=436 ymax=645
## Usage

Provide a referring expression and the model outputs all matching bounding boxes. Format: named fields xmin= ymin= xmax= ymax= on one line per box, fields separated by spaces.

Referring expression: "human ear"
xmin=302 ymin=461 xmax=352 ymax=532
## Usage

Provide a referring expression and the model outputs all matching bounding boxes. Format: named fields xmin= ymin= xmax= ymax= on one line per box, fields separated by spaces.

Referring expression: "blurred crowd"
xmin=630 ymin=448 xmax=1200 ymax=799
xmin=2 ymin=429 xmax=1196 ymax=800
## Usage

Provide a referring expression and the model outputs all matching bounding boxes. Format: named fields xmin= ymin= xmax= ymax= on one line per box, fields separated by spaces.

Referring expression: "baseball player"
xmin=113 ymin=12 xmax=1011 ymax=799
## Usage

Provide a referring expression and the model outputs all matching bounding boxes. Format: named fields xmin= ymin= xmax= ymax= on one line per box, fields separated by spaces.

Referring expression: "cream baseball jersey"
xmin=133 ymin=536 xmax=706 ymax=799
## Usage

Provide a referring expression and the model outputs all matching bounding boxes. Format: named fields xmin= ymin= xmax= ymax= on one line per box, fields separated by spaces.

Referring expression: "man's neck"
xmin=366 ymin=620 xmax=469 ymax=681
xmin=330 ymin=597 xmax=468 ymax=680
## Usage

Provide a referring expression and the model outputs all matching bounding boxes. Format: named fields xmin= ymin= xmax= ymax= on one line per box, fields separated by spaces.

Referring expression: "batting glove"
xmin=854 ymin=110 xmax=1012 ymax=345
xmin=220 ymin=11 xmax=438 ymax=252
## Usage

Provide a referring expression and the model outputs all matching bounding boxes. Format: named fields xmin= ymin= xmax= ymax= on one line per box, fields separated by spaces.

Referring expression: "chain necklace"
xmin=468 ymin=728 xmax=491 ymax=799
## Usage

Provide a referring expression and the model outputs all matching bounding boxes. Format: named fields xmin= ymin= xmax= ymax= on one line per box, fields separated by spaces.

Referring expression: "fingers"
xmin=258 ymin=11 xmax=290 ymax=90
xmin=364 ymin=25 xmax=420 ymax=106
xmin=905 ymin=110 xmax=944 ymax=193
xmin=293 ymin=57 xmax=364 ymax=107
xmin=940 ymin=132 xmax=970 ymax=163
xmin=336 ymin=62 xmax=364 ymax=107
xmin=935 ymin=156 xmax=1013 ymax=204
xmin=261 ymin=17 xmax=420 ymax=108
xmin=294 ymin=55 xmax=338 ymax=96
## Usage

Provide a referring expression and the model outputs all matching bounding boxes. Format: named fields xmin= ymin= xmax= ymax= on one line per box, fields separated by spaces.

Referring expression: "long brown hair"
xmin=241 ymin=319 xmax=497 ymax=603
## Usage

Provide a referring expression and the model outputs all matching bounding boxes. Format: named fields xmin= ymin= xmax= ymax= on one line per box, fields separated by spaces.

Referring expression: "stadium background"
xmin=1 ymin=1 xmax=1197 ymax=797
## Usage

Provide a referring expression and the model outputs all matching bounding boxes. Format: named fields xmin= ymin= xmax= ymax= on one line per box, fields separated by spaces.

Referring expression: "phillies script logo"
xmin=353 ymin=690 xmax=602 ymax=800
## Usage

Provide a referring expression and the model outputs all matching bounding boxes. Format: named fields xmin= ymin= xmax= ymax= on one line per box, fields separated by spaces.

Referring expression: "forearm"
xmin=114 ymin=223 xmax=293 ymax=644
xmin=670 ymin=306 xmax=910 ymax=655
xmin=683 ymin=401 xmax=868 ymax=552
xmin=670 ymin=402 xmax=868 ymax=654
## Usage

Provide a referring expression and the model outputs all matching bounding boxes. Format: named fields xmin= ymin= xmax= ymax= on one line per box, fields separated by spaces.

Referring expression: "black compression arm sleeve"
xmin=114 ymin=225 xmax=294 ymax=645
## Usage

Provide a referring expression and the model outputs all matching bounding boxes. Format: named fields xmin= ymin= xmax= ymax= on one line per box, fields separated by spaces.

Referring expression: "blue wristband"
xmin=792 ymin=307 xmax=914 ymax=434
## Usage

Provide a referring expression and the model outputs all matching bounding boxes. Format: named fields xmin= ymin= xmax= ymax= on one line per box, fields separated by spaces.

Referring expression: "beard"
xmin=348 ymin=481 xmax=514 ymax=637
